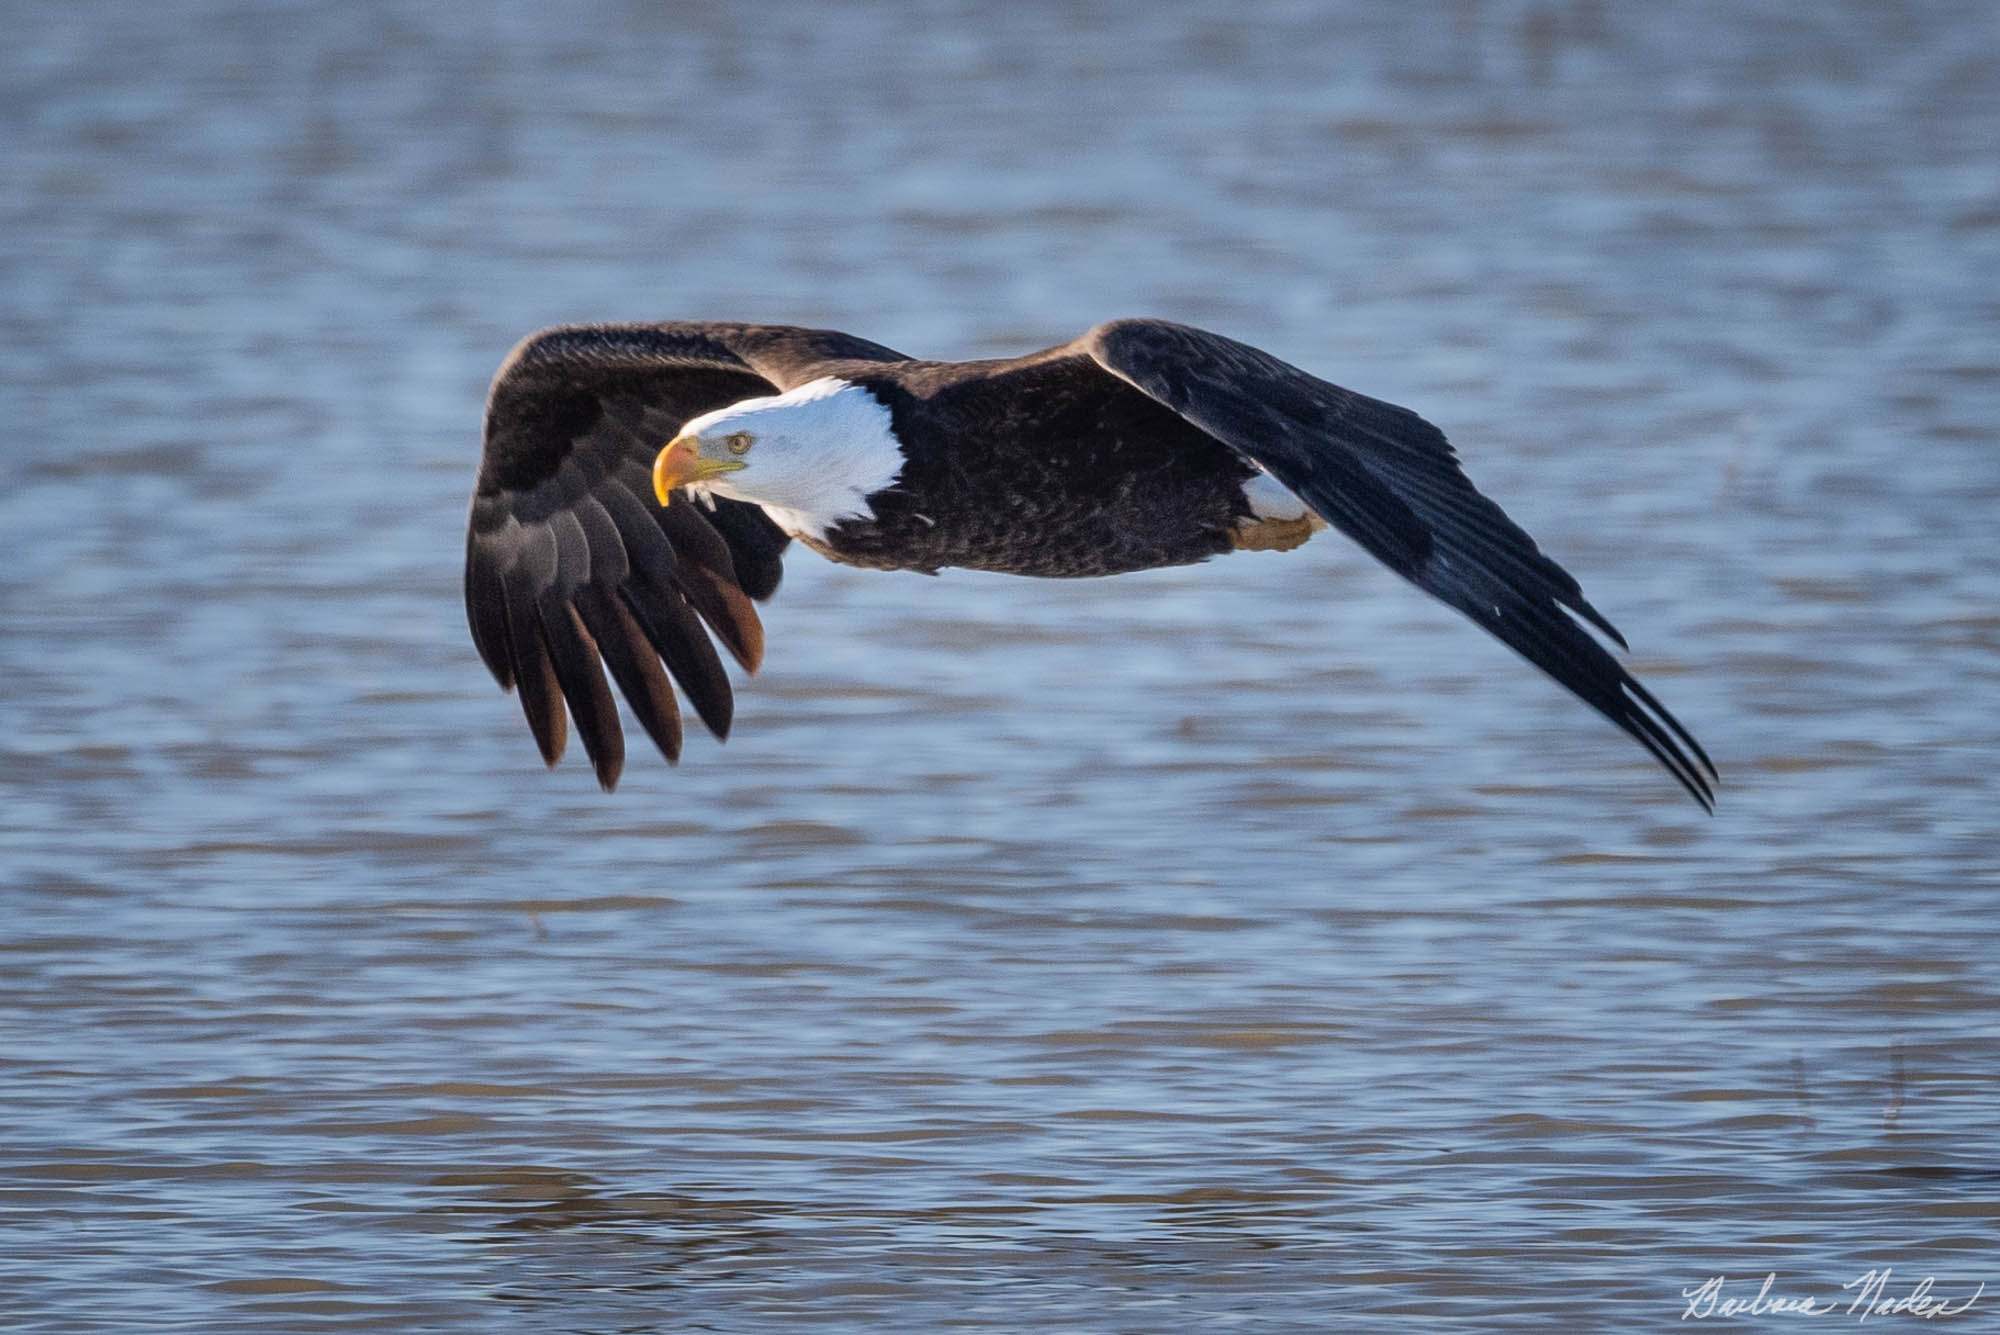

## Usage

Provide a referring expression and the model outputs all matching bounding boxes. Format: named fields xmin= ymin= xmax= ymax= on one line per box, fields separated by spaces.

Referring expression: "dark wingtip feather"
xmin=538 ymin=597 xmax=625 ymax=791
xmin=1435 ymin=587 xmax=1716 ymax=811
xmin=464 ymin=539 xmax=515 ymax=690
xmin=1626 ymin=705 xmax=1715 ymax=813
xmin=1622 ymin=675 xmax=1717 ymax=783
xmin=503 ymin=591 xmax=566 ymax=766
xmin=620 ymin=578 xmax=735 ymax=741
xmin=651 ymin=497 xmax=766 ymax=673
xmin=522 ymin=661 xmax=566 ymax=767
xmin=679 ymin=566 xmax=765 ymax=673
xmin=1568 ymin=595 xmax=1629 ymax=652
xmin=1541 ymin=623 xmax=1716 ymax=811
xmin=577 ymin=584 xmax=684 ymax=766
xmin=1624 ymin=679 xmax=1720 ymax=803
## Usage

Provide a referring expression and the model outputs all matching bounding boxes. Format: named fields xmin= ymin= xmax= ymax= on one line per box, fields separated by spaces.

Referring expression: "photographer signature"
xmin=1682 ymin=1270 xmax=1982 ymax=1321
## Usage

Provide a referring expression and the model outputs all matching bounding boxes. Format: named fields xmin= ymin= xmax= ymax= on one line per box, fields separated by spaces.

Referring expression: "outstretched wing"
xmin=1083 ymin=318 xmax=1716 ymax=809
xmin=463 ymin=322 xmax=908 ymax=788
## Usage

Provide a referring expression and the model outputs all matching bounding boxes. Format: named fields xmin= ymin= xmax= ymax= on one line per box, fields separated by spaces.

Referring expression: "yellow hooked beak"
xmin=652 ymin=435 xmax=748 ymax=506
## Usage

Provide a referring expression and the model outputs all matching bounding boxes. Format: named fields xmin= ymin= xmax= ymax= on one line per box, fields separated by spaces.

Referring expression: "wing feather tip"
xmin=1572 ymin=598 xmax=1629 ymax=651
xmin=526 ymin=713 xmax=565 ymax=768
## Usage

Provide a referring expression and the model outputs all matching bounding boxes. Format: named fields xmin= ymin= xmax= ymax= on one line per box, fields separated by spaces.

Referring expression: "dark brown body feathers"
xmin=819 ymin=357 xmax=1253 ymax=577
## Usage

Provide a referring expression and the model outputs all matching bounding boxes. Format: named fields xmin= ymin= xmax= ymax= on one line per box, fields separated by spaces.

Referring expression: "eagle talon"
xmin=1232 ymin=514 xmax=1318 ymax=552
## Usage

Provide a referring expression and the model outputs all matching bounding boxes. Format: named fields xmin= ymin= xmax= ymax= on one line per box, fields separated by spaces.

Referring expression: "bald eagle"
xmin=464 ymin=319 xmax=1715 ymax=808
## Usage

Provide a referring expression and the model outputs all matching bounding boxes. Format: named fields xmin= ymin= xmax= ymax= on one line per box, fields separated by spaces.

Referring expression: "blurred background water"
xmin=3 ymin=0 xmax=1998 ymax=1328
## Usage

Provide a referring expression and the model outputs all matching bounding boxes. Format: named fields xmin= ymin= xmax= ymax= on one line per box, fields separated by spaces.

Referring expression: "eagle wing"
xmin=1082 ymin=318 xmax=1716 ymax=809
xmin=463 ymin=322 xmax=909 ymax=788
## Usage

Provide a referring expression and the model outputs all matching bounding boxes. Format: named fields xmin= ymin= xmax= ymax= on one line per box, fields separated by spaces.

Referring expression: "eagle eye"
xmin=724 ymin=431 xmax=755 ymax=455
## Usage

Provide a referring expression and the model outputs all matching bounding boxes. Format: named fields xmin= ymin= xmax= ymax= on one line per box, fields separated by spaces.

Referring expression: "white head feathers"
xmin=680 ymin=377 xmax=905 ymax=539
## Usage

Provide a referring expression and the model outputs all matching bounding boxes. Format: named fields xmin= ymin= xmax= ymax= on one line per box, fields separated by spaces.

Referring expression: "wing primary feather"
xmin=1627 ymin=712 xmax=1714 ymax=811
xmin=1491 ymin=598 xmax=1714 ymax=810
xmin=605 ymin=472 xmax=745 ymax=732
xmin=501 ymin=565 xmax=566 ymax=765
xmin=619 ymin=575 xmax=735 ymax=740
xmin=1522 ymin=620 xmax=1708 ymax=797
xmin=1616 ymin=708 xmax=1712 ymax=811
xmin=464 ymin=531 xmax=514 ymax=689
xmin=537 ymin=595 xmax=625 ymax=790
xmin=576 ymin=583 xmax=683 ymax=764
xmin=676 ymin=565 xmax=765 ymax=673
xmin=571 ymin=494 xmax=631 ymax=586
xmin=1622 ymin=675 xmax=1718 ymax=782
xmin=599 ymin=476 xmax=684 ymax=575
xmin=654 ymin=500 xmax=765 ymax=671
xmin=654 ymin=496 xmax=744 ymax=586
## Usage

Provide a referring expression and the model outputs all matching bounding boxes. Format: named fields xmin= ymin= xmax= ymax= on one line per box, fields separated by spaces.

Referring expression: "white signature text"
xmin=1682 ymin=1270 xmax=1983 ymax=1322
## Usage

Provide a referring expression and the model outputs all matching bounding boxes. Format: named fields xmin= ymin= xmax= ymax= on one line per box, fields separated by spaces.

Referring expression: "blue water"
xmin=4 ymin=1 xmax=1997 ymax=1328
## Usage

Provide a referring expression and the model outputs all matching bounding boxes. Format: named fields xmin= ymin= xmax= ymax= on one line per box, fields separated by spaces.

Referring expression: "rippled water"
xmin=5 ymin=1 xmax=1999 ymax=1328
